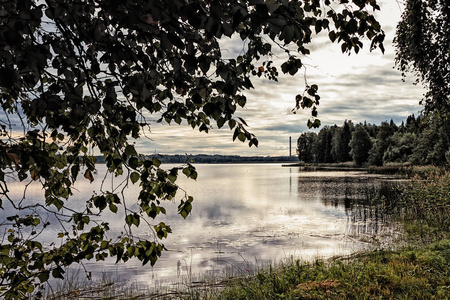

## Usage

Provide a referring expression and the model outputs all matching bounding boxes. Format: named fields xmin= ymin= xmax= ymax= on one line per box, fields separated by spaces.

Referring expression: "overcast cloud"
xmin=1 ymin=1 xmax=424 ymax=157
xmin=0 ymin=0 xmax=425 ymax=156
xmin=137 ymin=0 xmax=425 ymax=157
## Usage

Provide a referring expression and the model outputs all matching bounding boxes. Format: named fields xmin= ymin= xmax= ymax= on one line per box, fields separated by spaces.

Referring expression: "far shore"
xmin=282 ymin=162 xmax=412 ymax=175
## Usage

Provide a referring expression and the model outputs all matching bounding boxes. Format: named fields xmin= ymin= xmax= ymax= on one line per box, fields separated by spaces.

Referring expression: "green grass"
xmin=211 ymin=241 xmax=450 ymax=299
xmin=396 ymin=169 xmax=450 ymax=244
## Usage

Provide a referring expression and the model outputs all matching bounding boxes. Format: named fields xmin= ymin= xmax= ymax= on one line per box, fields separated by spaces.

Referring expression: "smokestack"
xmin=289 ymin=136 xmax=292 ymax=156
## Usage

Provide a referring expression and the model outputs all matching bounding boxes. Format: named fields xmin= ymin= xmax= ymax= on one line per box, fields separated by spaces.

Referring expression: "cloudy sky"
xmin=138 ymin=0 xmax=425 ymax=157
xmin=1 ymin=1 xmax=425 ymax=158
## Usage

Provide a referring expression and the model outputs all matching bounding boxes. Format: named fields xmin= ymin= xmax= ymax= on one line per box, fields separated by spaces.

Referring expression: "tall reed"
xmin=398 ymin=170 xmax=450 ymax=243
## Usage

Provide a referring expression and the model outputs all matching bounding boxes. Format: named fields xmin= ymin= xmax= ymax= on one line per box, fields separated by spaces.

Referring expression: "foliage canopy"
xmin=394 ymin=0 xmax=450 ymax=115
xmin=0 ymin=0 xmax=385 ymax=297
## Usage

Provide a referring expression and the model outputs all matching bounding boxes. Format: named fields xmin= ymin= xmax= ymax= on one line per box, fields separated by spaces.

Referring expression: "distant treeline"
xmin=297 ymin=114 xmax=450 ymax=166
xmin=151 ymin=154 xmax=299 ymax=164
xmin=96 ymin=154 xmax=299 ymax=164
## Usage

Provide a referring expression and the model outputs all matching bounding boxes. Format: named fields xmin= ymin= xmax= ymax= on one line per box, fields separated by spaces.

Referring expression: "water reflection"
xmin=296 ymin=170 xmax=401 ymax=245
xmin=2 ymin=164 xmax=403 ymax=289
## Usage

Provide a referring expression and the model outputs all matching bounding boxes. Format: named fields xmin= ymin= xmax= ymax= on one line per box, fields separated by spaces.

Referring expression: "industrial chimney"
xmin=289 ymin=136 xmax=292 ymax=156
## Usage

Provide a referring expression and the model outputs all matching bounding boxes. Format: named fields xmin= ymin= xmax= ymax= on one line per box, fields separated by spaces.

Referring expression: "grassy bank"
xmin=213 ymin=241 xmax=450 ymax=299
xmin=285 ymin=162 xmax=409 ymax=174
xmin=206 ymin=168 xmax=450 ymax=299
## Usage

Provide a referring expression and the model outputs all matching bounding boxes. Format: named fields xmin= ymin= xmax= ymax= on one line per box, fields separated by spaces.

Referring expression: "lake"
xmin=2 ymin=163 xmax=402 ymax=290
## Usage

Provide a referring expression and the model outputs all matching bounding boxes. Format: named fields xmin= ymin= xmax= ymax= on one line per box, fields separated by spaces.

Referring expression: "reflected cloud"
xmin=3 ymin=164 xmax=404 ymax=289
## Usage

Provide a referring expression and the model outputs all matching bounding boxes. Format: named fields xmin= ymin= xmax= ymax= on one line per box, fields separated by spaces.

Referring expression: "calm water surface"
xmin=3 ymin=164 xmax=402 ymax=288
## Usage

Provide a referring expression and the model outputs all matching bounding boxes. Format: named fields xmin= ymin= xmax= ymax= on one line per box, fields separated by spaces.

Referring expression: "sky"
xmin=138 ymin=0 xmax=426 ymax=157
xmin=0 ymin=1 xmax=426 ymax=158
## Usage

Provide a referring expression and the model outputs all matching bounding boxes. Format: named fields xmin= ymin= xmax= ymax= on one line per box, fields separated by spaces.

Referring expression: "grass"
xmin=398 ymin=169 xmax=450 ymax=244
xmin=43 ymin=270 xmax=149 ymax=300
xmin=212 ymin=241 xmax=450 ymax=299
